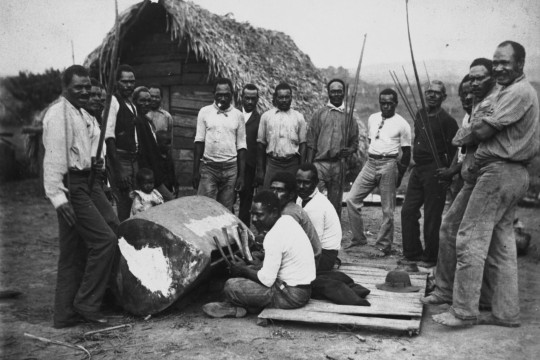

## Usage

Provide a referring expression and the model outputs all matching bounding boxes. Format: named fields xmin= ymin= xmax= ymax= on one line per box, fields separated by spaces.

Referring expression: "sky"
xmin=1 ymin=0 xmax=539 ymax=76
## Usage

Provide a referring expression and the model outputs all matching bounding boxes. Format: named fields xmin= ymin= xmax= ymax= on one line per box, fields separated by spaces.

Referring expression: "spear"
xmin=405 ymin=0 xmax=441 ymax=168
xmin=88 ymin=0 xmax=121 ymax=190
xmin=339 ymin=34 xmax=367 ymax=189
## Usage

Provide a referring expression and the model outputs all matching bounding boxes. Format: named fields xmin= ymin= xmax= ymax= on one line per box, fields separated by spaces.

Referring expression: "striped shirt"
xmin=257 ymin=108 xmax=307 ymax=158
xmin=475 ymin=75 xmax=540 ymax=164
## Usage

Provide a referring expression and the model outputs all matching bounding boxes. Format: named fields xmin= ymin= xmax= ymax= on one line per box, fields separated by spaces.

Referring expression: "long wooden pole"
xmin=88 ymin=0 xmax=121 ymax=190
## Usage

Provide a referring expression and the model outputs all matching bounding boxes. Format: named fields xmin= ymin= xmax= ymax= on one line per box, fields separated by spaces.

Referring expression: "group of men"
xmin=43 ymin=39 xmax=538 ymax=329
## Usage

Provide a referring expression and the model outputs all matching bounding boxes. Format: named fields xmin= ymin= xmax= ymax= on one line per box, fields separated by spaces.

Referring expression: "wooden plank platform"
xmin=258 ymin=263 xmax=428 ymax=335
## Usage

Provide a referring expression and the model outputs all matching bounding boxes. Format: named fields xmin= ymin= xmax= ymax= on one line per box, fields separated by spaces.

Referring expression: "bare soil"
xmin=1 ymin=179 xmax=539 ymax=360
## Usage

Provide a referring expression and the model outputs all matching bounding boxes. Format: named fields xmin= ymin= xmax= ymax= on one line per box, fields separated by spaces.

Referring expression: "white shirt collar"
xmin=326 ymin=101 xmax=345 ymax=113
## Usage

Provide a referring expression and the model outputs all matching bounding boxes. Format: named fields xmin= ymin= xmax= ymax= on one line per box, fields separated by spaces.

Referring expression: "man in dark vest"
xmin=105 ymin=64 xmax=138 ymax=221
xmin=237 ymin=83 xmax=261 ymax=226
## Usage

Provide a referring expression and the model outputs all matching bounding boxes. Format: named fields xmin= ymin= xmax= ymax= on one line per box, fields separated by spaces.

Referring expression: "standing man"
xmin=132 ymin=86 xmax=174 ymax=201
xmin=193 ymin=78 xmax=246 ymax=211
xmin=86 ymin=78 xmax=105 ymax=125
xmin=237 ymin=84 xmax=261 ymax=225
xmin=147 ymin=85 xmax=173 ymax=134
xmin=202 ymin=191 xmax=315 ymax=318
xmin=105 ymin=64 xmax=138 ymax=221
xmin=43 ymin=65 xmax=118 ymax=328
xmin=433 ymin=41 xmax=539 ymax=328
xmin=296 ymin=163 xmax=342 ymax=271
xmin=401 ymin=80 xmax=458 ymax=267
xmin=257 ymin=83 xmax=307 ymax=189
xmin=346 ymin=89 xmax=411 ymax=256
xmin=269 ymin=171 xmax=322 ymax=264
xmin=423 ymin=58 xmax=496 ymax=307
xmin=307 ymin=79 xmax=359 ymax=218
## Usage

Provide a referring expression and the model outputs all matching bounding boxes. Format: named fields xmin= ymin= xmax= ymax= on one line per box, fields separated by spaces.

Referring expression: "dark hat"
xmin=376 ymin=270 xmax=423 ymax=293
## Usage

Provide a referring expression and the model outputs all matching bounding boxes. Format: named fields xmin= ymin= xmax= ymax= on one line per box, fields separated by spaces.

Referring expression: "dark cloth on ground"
xmin=311 ymin=271 xmax=371 ymax=306
xmin=317 ymin=249 xmax=339 ymax=272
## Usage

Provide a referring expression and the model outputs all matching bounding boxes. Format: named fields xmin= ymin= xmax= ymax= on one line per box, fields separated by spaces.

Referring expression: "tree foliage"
xmin=1 ymin=68 xmax=62 ymax=125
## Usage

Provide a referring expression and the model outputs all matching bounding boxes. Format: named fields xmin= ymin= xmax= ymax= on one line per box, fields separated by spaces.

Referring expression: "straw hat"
xmin=376 ymin=270 xmax=423 ymax=293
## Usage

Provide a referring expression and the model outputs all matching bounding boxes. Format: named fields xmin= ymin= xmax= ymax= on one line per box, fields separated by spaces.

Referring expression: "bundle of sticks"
xmin=212 ymin=224 xmax=254 ymax=266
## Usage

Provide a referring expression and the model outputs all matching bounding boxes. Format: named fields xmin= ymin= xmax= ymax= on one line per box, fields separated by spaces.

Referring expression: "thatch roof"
xmin=85 ymin=0 xmax=325 ymax=116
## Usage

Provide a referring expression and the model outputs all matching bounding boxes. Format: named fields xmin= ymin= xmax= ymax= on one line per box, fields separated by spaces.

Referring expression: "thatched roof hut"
xmin=85 ymin=0 xmax=326 ymax=185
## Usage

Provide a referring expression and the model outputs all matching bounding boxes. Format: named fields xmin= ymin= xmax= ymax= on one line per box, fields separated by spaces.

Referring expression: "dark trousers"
xmin=318 ymin=249 xmax=339 ymax=272
xmin=113 ymin=150 xmax=138 ymax=222
xmin=54 ymin=173 xmax=119 ymax=327
xmin=263 ymin=155 xmax=300 ymax=189
xmin=238 ymin=164 xmax=256 ymax=226
xmin=401 ymin=162 xmax=447 ymax=262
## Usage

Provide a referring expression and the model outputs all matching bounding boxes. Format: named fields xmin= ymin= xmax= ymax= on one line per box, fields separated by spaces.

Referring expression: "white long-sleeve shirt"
xmin=297 ymin=188 xmax=342 ymax=250
xmin=42 ymin=96 xmax=103 ymax=208
xmin=257 ymin=215 xmax=316 ymax=287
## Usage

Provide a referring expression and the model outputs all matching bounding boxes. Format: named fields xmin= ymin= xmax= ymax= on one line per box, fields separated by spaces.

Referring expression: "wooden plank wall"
xmin=124 ymin=32 xmax=214 ymax=186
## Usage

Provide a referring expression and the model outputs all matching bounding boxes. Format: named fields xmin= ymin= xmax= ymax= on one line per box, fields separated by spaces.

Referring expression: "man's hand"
xmin=57 ymin=203 xmax=77 ymax=227
xmin=339 ymin=147 xmax=355 ymax=158
xmin=229 ymin=262 xmax=247 ymax=278
xmin=396 ymin=162 xmax=408 ymax=187
xmin=192 ymin=171 xmax=201 ymax=190
xmin=435 ymin=167 xmax=454 ymax=180
xmin=254 ymin=168 xmax=265 ymax=187
xmin=234 ymin=176 xmax=244 ymax=192
xmin=91 ymin=157 xmax=105 ymax=174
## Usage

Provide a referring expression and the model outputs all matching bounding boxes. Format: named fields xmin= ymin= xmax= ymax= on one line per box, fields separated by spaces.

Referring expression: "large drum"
xmin=114 ymin=195 xmax=249 ymax=316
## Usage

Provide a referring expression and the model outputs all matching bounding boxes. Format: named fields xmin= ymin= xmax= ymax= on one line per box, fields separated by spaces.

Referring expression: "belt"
xmin=67 ymin=169 xmax=92 ymax=176
xmin=368 ymin=153 xmax=398 ymax=160
xmin=268 ymin=154 xmax=299 ymax=161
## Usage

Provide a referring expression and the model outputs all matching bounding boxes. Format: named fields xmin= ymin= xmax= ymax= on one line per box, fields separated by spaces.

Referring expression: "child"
xmin=130 ymin=168 xmax=164 ymax=216
xmin=156 ymin=130 xmax=179 ymax=197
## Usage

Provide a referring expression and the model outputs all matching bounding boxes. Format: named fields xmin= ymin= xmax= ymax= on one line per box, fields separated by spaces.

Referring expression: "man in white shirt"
xmin=346 ymin=89 xmax=412 ymax=256
xmin=202 ymin=191 xmax=315 ymax=318
xmin=104 ymin=64 xmax=138 ymax=221
xmin=192 ymin=78 xmax=247 ymax=211
xmin=296 ymin=163 xmax=342 ymax=271
xmin=43 ymin=65 xmax=118 ymax=328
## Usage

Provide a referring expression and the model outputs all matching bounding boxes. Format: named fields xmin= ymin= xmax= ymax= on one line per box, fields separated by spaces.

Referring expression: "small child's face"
xmin=140 ymin=175 xmax=155 ymax=194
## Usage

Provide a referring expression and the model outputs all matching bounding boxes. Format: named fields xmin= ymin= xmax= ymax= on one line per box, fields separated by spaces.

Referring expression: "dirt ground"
xmin=1 ymin=178 xmax=539 ymax=360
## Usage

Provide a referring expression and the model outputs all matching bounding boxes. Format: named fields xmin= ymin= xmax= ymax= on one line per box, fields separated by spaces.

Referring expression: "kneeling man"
xmin=203 ymin=191 xmax=315 ymax=318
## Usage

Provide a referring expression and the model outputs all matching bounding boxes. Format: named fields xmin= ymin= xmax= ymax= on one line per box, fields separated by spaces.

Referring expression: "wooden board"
xmin=258 ymin=263 xmax=427 ymax=334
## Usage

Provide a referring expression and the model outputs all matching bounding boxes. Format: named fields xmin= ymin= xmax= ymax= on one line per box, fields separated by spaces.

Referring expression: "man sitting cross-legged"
xmin=270 ymin=171 xmax=322 ymax=266
xmin=202 ymin=191 xmax=316 ymax=318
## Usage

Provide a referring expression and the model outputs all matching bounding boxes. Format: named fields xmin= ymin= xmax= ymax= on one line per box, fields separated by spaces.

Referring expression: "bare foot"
xmin=421 ymin=294 xmax=450 ymax=305
xmin=477 ymin=313 xmax=520 ymax=328
xmin=432 ymin=311 xmax=476 ymax=327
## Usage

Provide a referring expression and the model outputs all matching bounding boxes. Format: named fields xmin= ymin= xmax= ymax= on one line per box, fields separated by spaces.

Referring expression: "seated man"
xmin=202 ymin=191 xmax=315 ymax=318
xmin=270 ymin=171 xmax=322 ymax=265
xmin=296 ymin=163 xmax=342 ymax=271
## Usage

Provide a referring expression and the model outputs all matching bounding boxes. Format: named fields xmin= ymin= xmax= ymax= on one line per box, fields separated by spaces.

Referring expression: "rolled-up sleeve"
xmin=256 ymin=236 xmax=282 ymax=287
xmin=104 ymin=97 xmax=119 ymax=140
xmin=236 ymin=115 xmax=247 ymax=150
xmin=307 ymin=111 xmax=321 ymax=150
xmin=298 ymin=114 xmax=307 ymax=143
xmin=257 ymin=113 xmax=268 ymax=145
xmin=349 ymin=114 xmax=360 ymax=150
xmin=43 ymin=103 xmax=69 ymax=208
xmin=194 ymin=108 xmax=207 ymax=143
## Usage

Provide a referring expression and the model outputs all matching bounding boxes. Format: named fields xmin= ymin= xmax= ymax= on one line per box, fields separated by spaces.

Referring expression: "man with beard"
xmin=147 ymin=85 xmax=173 ymax=134
xmin=202 ymin=191 xmax=315 ymax=318
xmin=433 ymin=41 xmax=539 ymax=328
xmin=193 ymin=78 xmax=246 ymax=211
xmin=237 ymin=84 xmax=261 ymax=226
xmin=423 ymin=58 xmax=496 ymax=308
xmin=269 ymin=171 xmax=322 ymax=265
xmin=296 ymin=163 xmax=342 ymax=271
xmin=256 ymin=83 xmax=307 ymax=189
xmin=86 ymin=78 xmax=105 ymax=125
xmin=346 ymin=89 xmax=411 ymax=256
xmin=104 ymin=64 xmax=138 ymax=221
xmin=43 ymin=65 xmax=118 ymax=328
xmin=401 ymin=80 xmax=458 ymax=267
xmin=307 ymin=79 xmax=359 ymax=218
xmin=132 ymin=86 xmax=174 ymax=201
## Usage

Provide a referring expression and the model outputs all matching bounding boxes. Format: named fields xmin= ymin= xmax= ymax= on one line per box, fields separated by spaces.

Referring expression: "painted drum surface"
xmin=115 ymin=195 xmax=249 ymax=316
